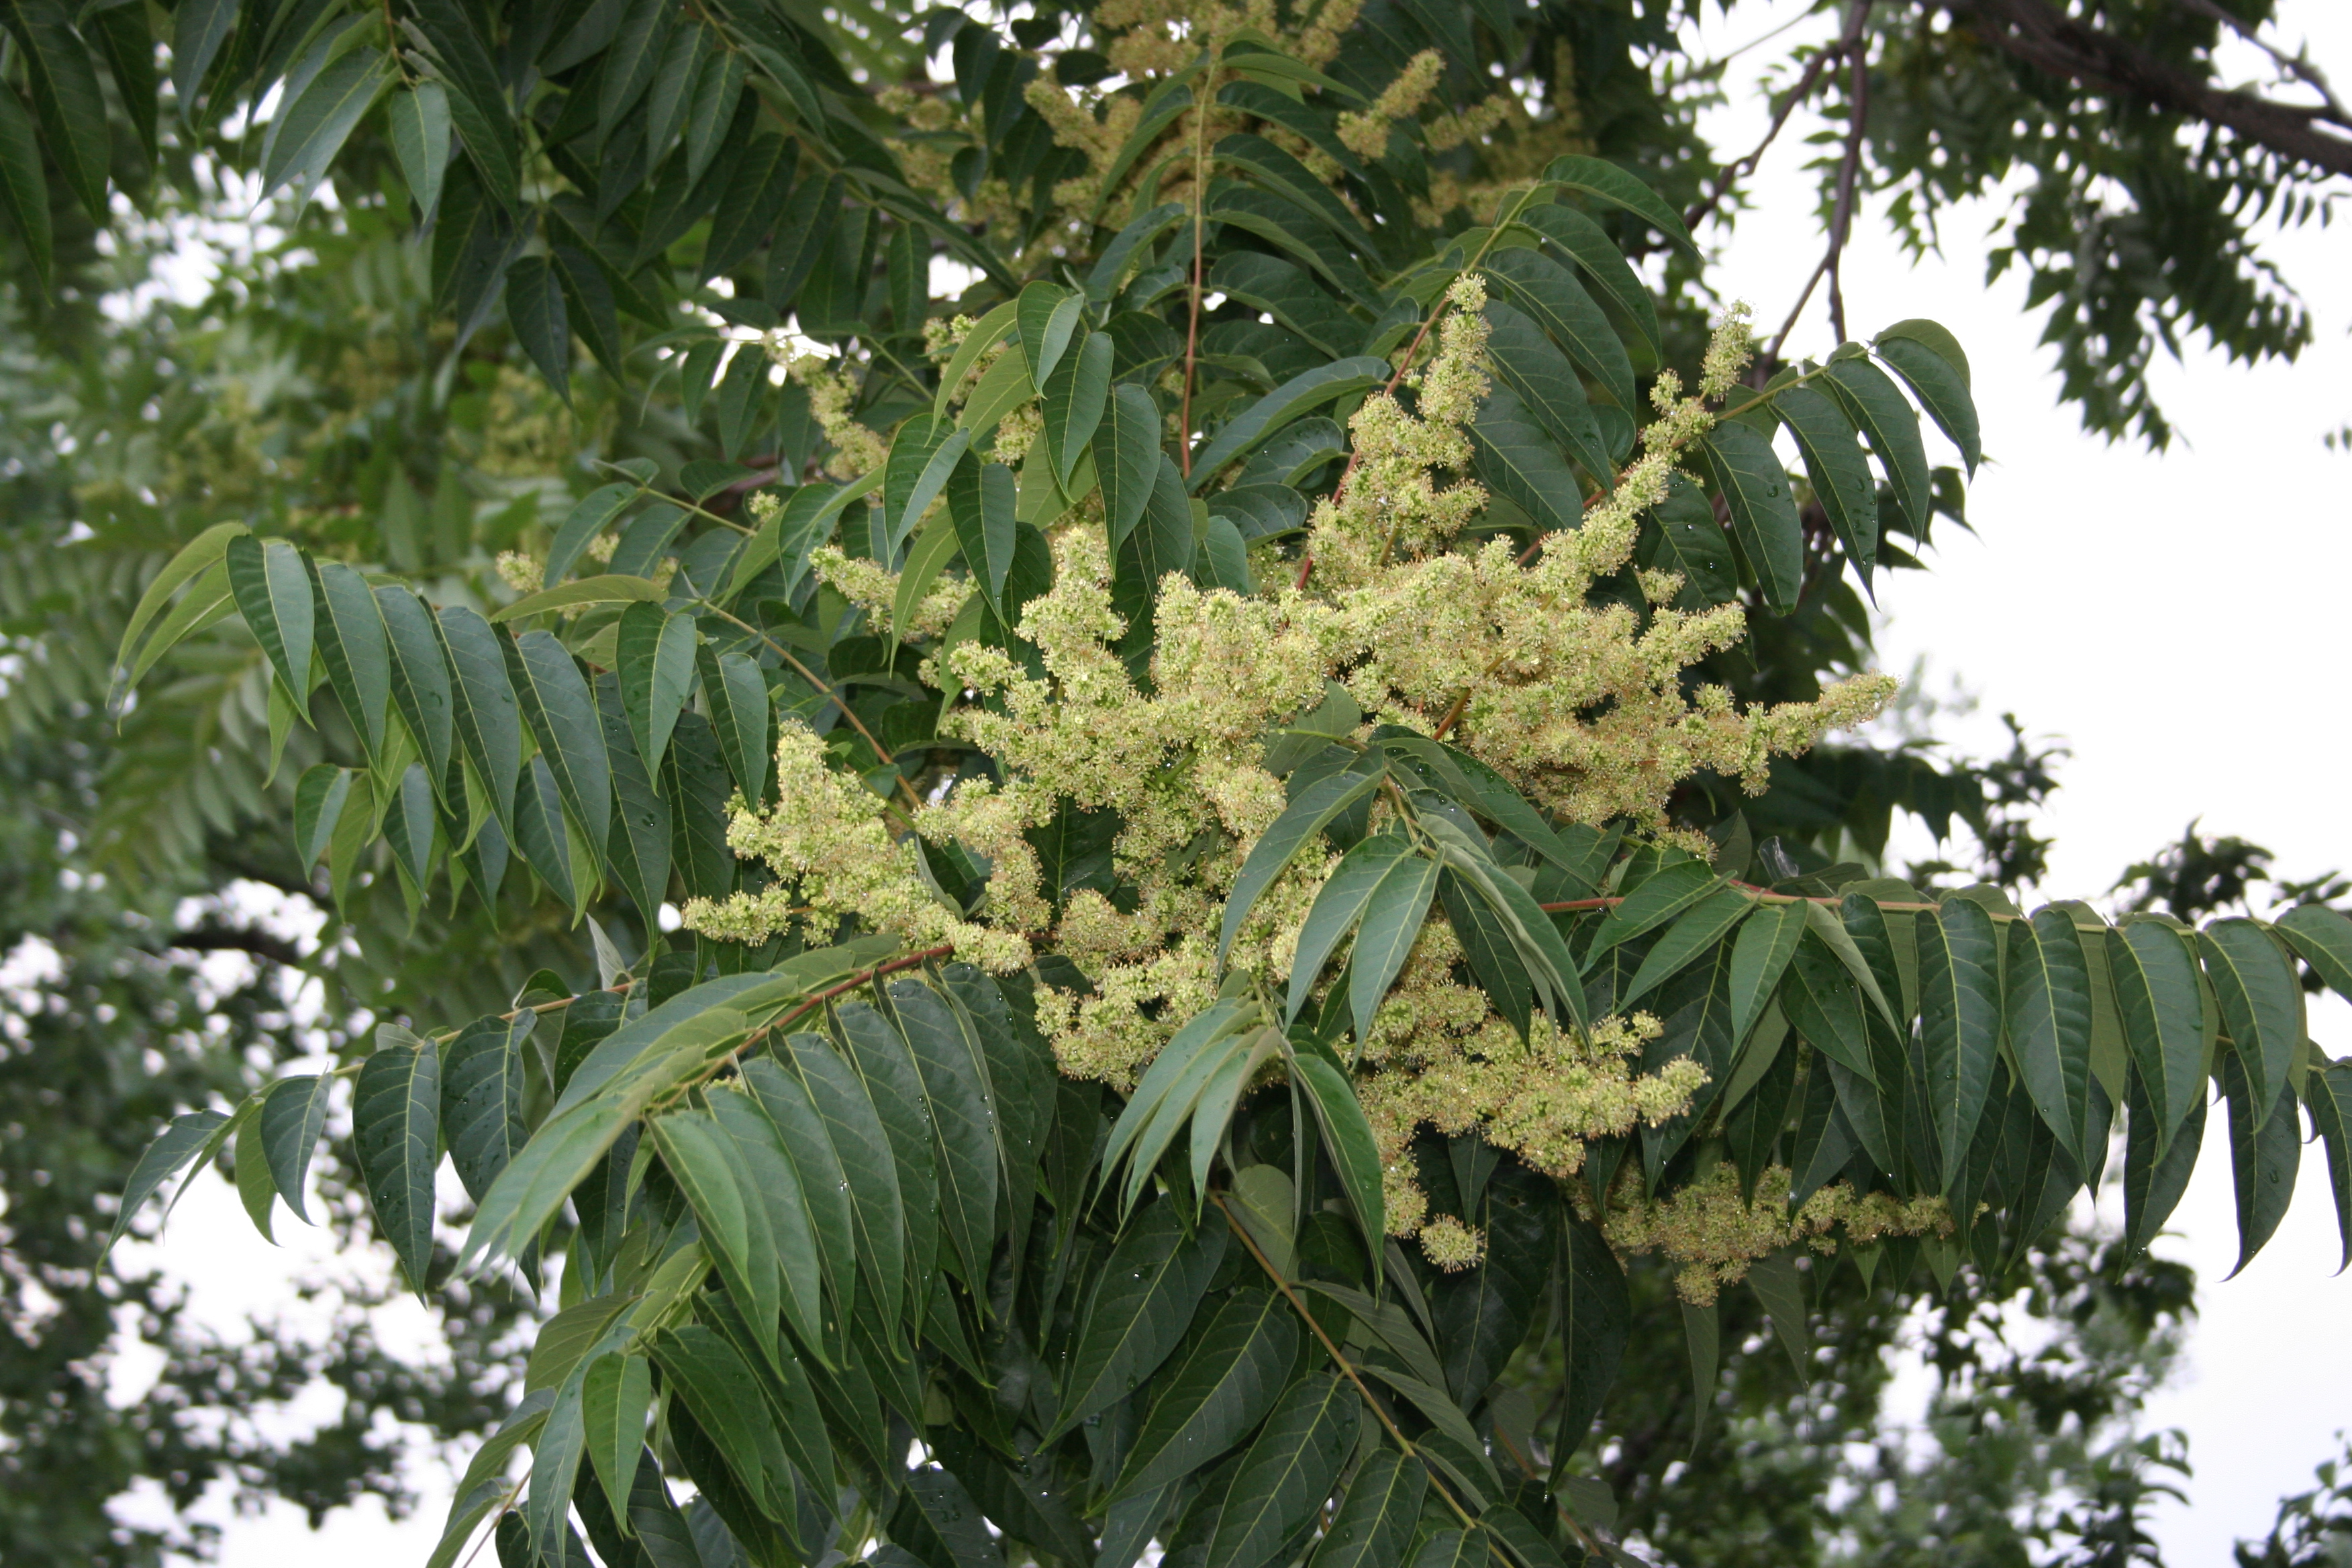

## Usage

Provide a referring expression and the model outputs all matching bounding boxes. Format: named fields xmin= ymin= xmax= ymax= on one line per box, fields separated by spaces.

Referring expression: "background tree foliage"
xmin=0 ymin=1 xmax=2345 ymax=1565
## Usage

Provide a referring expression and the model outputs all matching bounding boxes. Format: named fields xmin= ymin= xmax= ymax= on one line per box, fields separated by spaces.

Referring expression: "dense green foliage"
xmin=2 ymin=1 xmax=2346 ymax=1565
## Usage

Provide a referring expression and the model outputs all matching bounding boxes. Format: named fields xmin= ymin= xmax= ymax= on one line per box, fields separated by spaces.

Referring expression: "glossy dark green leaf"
xmin=524 ymin=1373 xmax=588 ymax=1561
xmin=0 ymin=78 xmax=51 ymax=297
xmin=702 ymin=1087 xmax=826 ymax=1358
xmin=738 ymin=1058 xmax=856 ymax=1317
xmin=377 ymin=588 xmax=456 ymax=788
xmin=258 ymin=1074 xmax=333 ymax=1226
xmin=1210 ymin=250 xmax=1358 ymax=356
xmin=1695 ymin=421 xmax=1802 ymax=610
xmin=1782 ymin=936 xmax=1872 ymax=1083
xmin=2110 ymin=919 xmax=2208 ymax=1155
xmin=1291 ymin=1046 xmax=1387 ymax=1247
xmin=387 ymin=80 xmax=452 ymax=218
xmin=946 ymin=450 xmax=1019 ymax=618
xmin=1222 ymin=765 xmax=1385 ymax=963
xmin=354 ymin=1034 xmax=442 ymax=1291
xmin=1622 ymin=888 xmax=1751 ymax=1006
xmin=650 ymin=1108 xmax=779 ymax=1366
xmin=295 ymin=565 xmax=388 ymax=766
xmin=581 ymin=1353 xmax=653 ymax=1531
xmin=646 ymin=1325 xmax=795 ymax=1520
xmin=781 ymin=1032 xmax=908 ymax=1330
xmin=5 ymin=3 xmax=109 ymax=221
xmin=1350 ymin=852 xmax=1441 ymax=1038
xmin=1018 ymin=280 xmax=1087 ymax=387
xmin=437 ymin=604 xmax=524 ymax=830
xmin=1481 ymin=297 xmax=1613 ymax=486
xmin=293 ymin=764 xmax=354 ymax=870
xmin=1520 ymin=201 xmax=1661 ymax=352
xmin=1728 ymin=902 xmax=1807 ymax=1048
xmin=2302 ymin=1062 xmax=2352 ymax=1273
xmin=1043 ymin=329 xmax=1114 ymax=490
xmin=662 ymin=711 xmax=734 ymax=899
xmin=1540 ymin=154 xmax=1699 ymax=254
xmin=2277 ymin=904 xmax=2352 ymax=1006
xmin=695 ymin=644 xmax=770 ymax=805
xmin=1308 ymin=1447 xmax=1425 ymax=1568
xmin=1116 ymin=1287 xmax=1299 ymax=1498
xmin=382 ymin=762 xmax=438 ymax=891
xmin=594 ymin=673 xmax=671 ymax=925
xmin=226 ymin=536 xmax=315 ymax=705
xmin=1589 ymin=860 xmax=1719 ymax=961
xmin=505 ymin=256 xmax=571 ymax=399
xmin=1483 ymin=247 xmax=1635 ymax=413
xmin=1287 ymin=833 xmax=1416 ymax=1023
xmin=2200 ymin=918 xmax=2302 ymax=1130
xmin=1775 ymin=385 xmax=1877 ymax=585
xmin=2124 ymin=1059 xmax=2205 ymax=1257
xmin=1088 ymin=383 xmax=1161 ymax=554
xmin=2220 ymin=1048 xmax=2299 ymax=1277
xmin=1873 ymin=330 xmax=1981 ymax=473
xmin=1055 ymin=1197 xmax=1226 ymax=1438
xmin=1822 ymin=357 xmax=1931 ymax=532
xmin=261 ymin=44 xmax=389 ymax=205
xmin=886 ymin=979 xmax=1000 ymax=1283
xmin=614 ymin=601 xmax=695 ymax=775
xmin=1206 ymin=1372 xmax=1360 ymax=1568
xmin=103 ymin=1109 xmax=229 ymax=1259
xmin=443 ymin=1014 xmax=534 ymax=1206
xmin=1916 ymin=897 xmax=2002 ymax=1186
xmin=507 ymin=629 xmax=611 ymax=851
xmin=1189 ymin=356 xmax=1390 ymax=488
xmin=1469 ymin=411 xmax=1586 ymax=536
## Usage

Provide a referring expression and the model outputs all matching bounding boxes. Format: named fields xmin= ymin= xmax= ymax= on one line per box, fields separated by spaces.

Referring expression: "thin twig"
xmin=1179 ymin=64 xmax=1216 ymax=479
xmin=1765 ymin=0 xmax=1873 ymax=368
xmin=2167 ymin=0 xmax=2349 ymax=128
xmin=1684 ymin=42 xmax=1844 ymax=231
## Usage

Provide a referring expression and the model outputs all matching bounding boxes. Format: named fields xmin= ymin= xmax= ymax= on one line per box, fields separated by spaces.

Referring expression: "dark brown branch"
xmin=166 ymin=926 xmax=306 ymax=969
xmin=1685 ymin=43 xmax=1844 ymax=232
xmin=1936 ymin=0 xmax=2352 ymax=178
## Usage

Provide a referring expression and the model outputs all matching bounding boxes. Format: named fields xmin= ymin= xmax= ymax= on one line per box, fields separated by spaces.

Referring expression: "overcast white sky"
xmin=119 ymin=4 xmax=2352 ymax=1561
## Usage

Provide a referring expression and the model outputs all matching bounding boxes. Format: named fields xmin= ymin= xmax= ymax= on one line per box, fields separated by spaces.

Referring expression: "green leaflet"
xmin=226 ymin=536 xmax=316 ymax=706
xmin=1540 ymin=154 xmax=1700 ymax=254
xmin=580 ymin=1351 xmax=652 ymax=1532
xmin=506 ymin=630 xmax=611 ymax=850
xmin=883 ymin=413 xmax=952 ymax=550
xmin=436 ymin=604 xmax=524 ymax=832
xmin=946 ymin=450 xmax=1020 ymax=619
xmin=738 ymin=1058 xmax=858 ymax=1318
xmin=1349 ymin=852 xmax=1442 ymax=1038
xmin=1696 ymin=421 xmax=1803 ymax=610
xmin=256 ymin=1074 xmax=333 ymax=1226
xmin=1518 ymin=199 xmax=1661 ymax=351
xmin=1728 ymin=902 xmax=1807 ymax=1047
xmin=1775 ymin=385 xmax=1877 ymax=585
xmin=1483 ymin=246 xmax=1635 ymax=413
xmin=1308 ymin=1447 xmax=1425 ymax=1568
xmin=261 ymin=44 xmax=391 ymax=208
xmin=1918 ymin=898 xmax=2002 ymax=1187
xmin=6 ymin=0 xmax=111 ymax=223
xmin=647 ymin=1324 xmax=797 ymax=1520
xmin=1873 ymin=327 xmax=1981 ymax=473
xmin=886 ymin=978 xmax=1001 ymax=1284
xmin=1187 ymin=1028 xmax=1284 ymax=1204
xmin=1682 ymin=1296 xmax=1720 ymax=1449
xmin=2302 ymin=1062 xmax=2352 ymax=1273
xmin=614 ymin=601 xmax=696 ymax=774
xmin=1289 ymin=1042 xmax=1387 ymax=1246
xmin=650 ymin=1108 xmax=781 ymax=1369
xmin=1822 ymin=356 xmax=1932 ymax=532
xmin=783 ymin=1031 xmax=909 ymax=1333
xmin=426 ymin=1395 xmax=550 ymax=1568
xmin=696 ymin=644 xmax=770 ymax=805
xmin=1115 ymin=1287 xmax=1299 ymax=1498
xmin=2220 ymin=1050 xmax=2299 ymax=1277
xmin=0 ymin=61 xmax=52 ymax=295
xmin=2124 ymin=1060 xmax=2206 ymax=1258
xmin=2111 ymin=919 xmax=2208 ymax=1155
xmin=1220 ymin=765 xmax=1385 ymax=963
xmin=1747 ymin=1248 xmax=1811 ymax=1380
xmin=703 ymin=1087 xmax=828 ymax=1361
xmin=2010 ymin=908 xmax=2099 ymax=1174
xmin=545 ymin=485 xmax=638 ymax=588
xmin=1042 ymin=329 xmax=1114 ymax=489
xmin=934 ymin=298 xmax=1021 ymax=420
xmin=2277 ymin=903 xmax=2352 ymax=1006
xmin=293 ymin=765 xmax=354 ymax=869
xmin=377 ymin=587 xmax=456 ymax=790
xmin=1096 ymin=383 xmax=1165 ymax=551
xmin=490 ymin=573 xmax=666 ymax=622
xmin=442 ymin=1014 xmax=534 ymax=1206
xmin=1206 ymin=1372 xmax=1361 ymax=1568
xmin=1018 ymin=280 xmax=1087 ymax=387
xmin=1469 ymin=409 xmax=1587 ymax=535
xmin=354 ymin=1032 xmax=442 ymax=1291
xmin=1588 ymin=859 xmax=1720 ymax=961
xmin=834 ymin=1000 xmax=943 ymax=1324
xmin=2200 ymin=918 xmax=2303 ymax=1129
xmin=1054 ymin=1197 xmax=1227 ymax=1439
xmin=1479 ymin=301 xmax=1612 ymax=491
xmin=311 ymin=559 xmax=391 ymax=761
xmin=524 ymin=1368 xmax=589 ymax=1559
xmin=593 ymin=673 xmax=671 ymax=926
xmin=505 ymin=255 xmax=571 ymax=398
xmin=1287 ymin=832 xmax=1416 ymax=1022
xmin=1188 ymin=356 xmax=1391 ymax=488
xmin=1781 ymin=937 xmax=1872 ymax=1083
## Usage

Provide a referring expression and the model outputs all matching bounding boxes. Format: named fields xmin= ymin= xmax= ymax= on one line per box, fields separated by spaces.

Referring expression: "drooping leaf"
xmin=887 ymin=979 xmax=1001 ymax=1285
xmin=2302 ymin=1062 xmax=2352 ymax=1273
xmin=1055 ymin=1197 xmax=1227 ymax=1438
xmin=1728 ymin=902 xmax=1807 ymax=1047
xmin=1307 ymin=1448 xmax=1425 ymax=1568
xmin=2200 ymin=918 xmax=2302 ymax=1130
xmin=442 ymin=1014 xmax=535 ymax=1206
xmin=1222 ymin=765 xmax=1385 ymax=964
xmin=1540 ymin=154 xmax=1700 ymax=254
xmin=1483 ymin=247 xmax=1635 ymax=413
xmin=5 ymin=2 xmax=110 ymax=222
xmin=2111 ymin=919 xmax=2208 ymax=1155
xmin=1822 ymin=356 xmax=1932 ymax=533
xmin=257 ymin=1075 xmax=334 ymax=1226
xmin=1775 ymin=385 xmax=1877 ymax=585
xmin=1287 ymin=834 xmax=1416 ymax=1023
xmin=226 ymin=536 xmax=316 ymax=706
xmin=438 ymin=605 xmax=525 ymax=832
xmin=1873 ymin=328 xmax=1981 ymax=473
xmin=1290 ymin=1044 xmax=1387 ymax=1247
xmin=260 ymin=44 xmax=391 ymax=205
xmin=2124 ymin=1060 xmax=2206 ymax=1258
xmin=581 ymin=1353 xmax=654 ymax=1532
xmin=946 ymin=450 xmax=1020 ymax=619
xmin=1918 ymin=897 xmax=2003 ymax=1188
xmin=1189 ymin=356 xmax=1391 ymax=488
xmin=1695 ymin=421 xmax=1802 ymax=610
xmin=507 ymin=630 xmax=612 ymax=852
xmin=615 ymin=602 xmax=696 ymax=774
xmin=1018 ymin=280 xmax=1087 ymax=387
xmin=1042 ymin=329 xmax=1114 ymax=490
xmin=2220 ymin=1048 xmax=2299 ymax=1278
xmin=1095 ymin=383 xmax=1164 ymax=551
xmin=1349 ymin=852 xmax=1442 ymax=1038
xmin=1205 ymin=1373 xmax=1361 ymax=1568
xmin=354 ymin=1034 xmax=442 ymax=1291
xmin=1622 ymin=889 xmax=1751 ymax=1007
xmin=1116 ymin=1287 xmax=1299 ymax=1498
xmin=379 ymin=588 xmax=456 ymax=789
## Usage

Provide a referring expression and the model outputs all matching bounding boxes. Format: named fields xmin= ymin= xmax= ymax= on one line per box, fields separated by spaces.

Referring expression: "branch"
xmin=166 ymin=926 xmax=306 ymax=969
xmin=1937 ymin=0 xmax=2352 ymax=179
xmin=2166 ymin=0 xmax=2349 ymax=130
